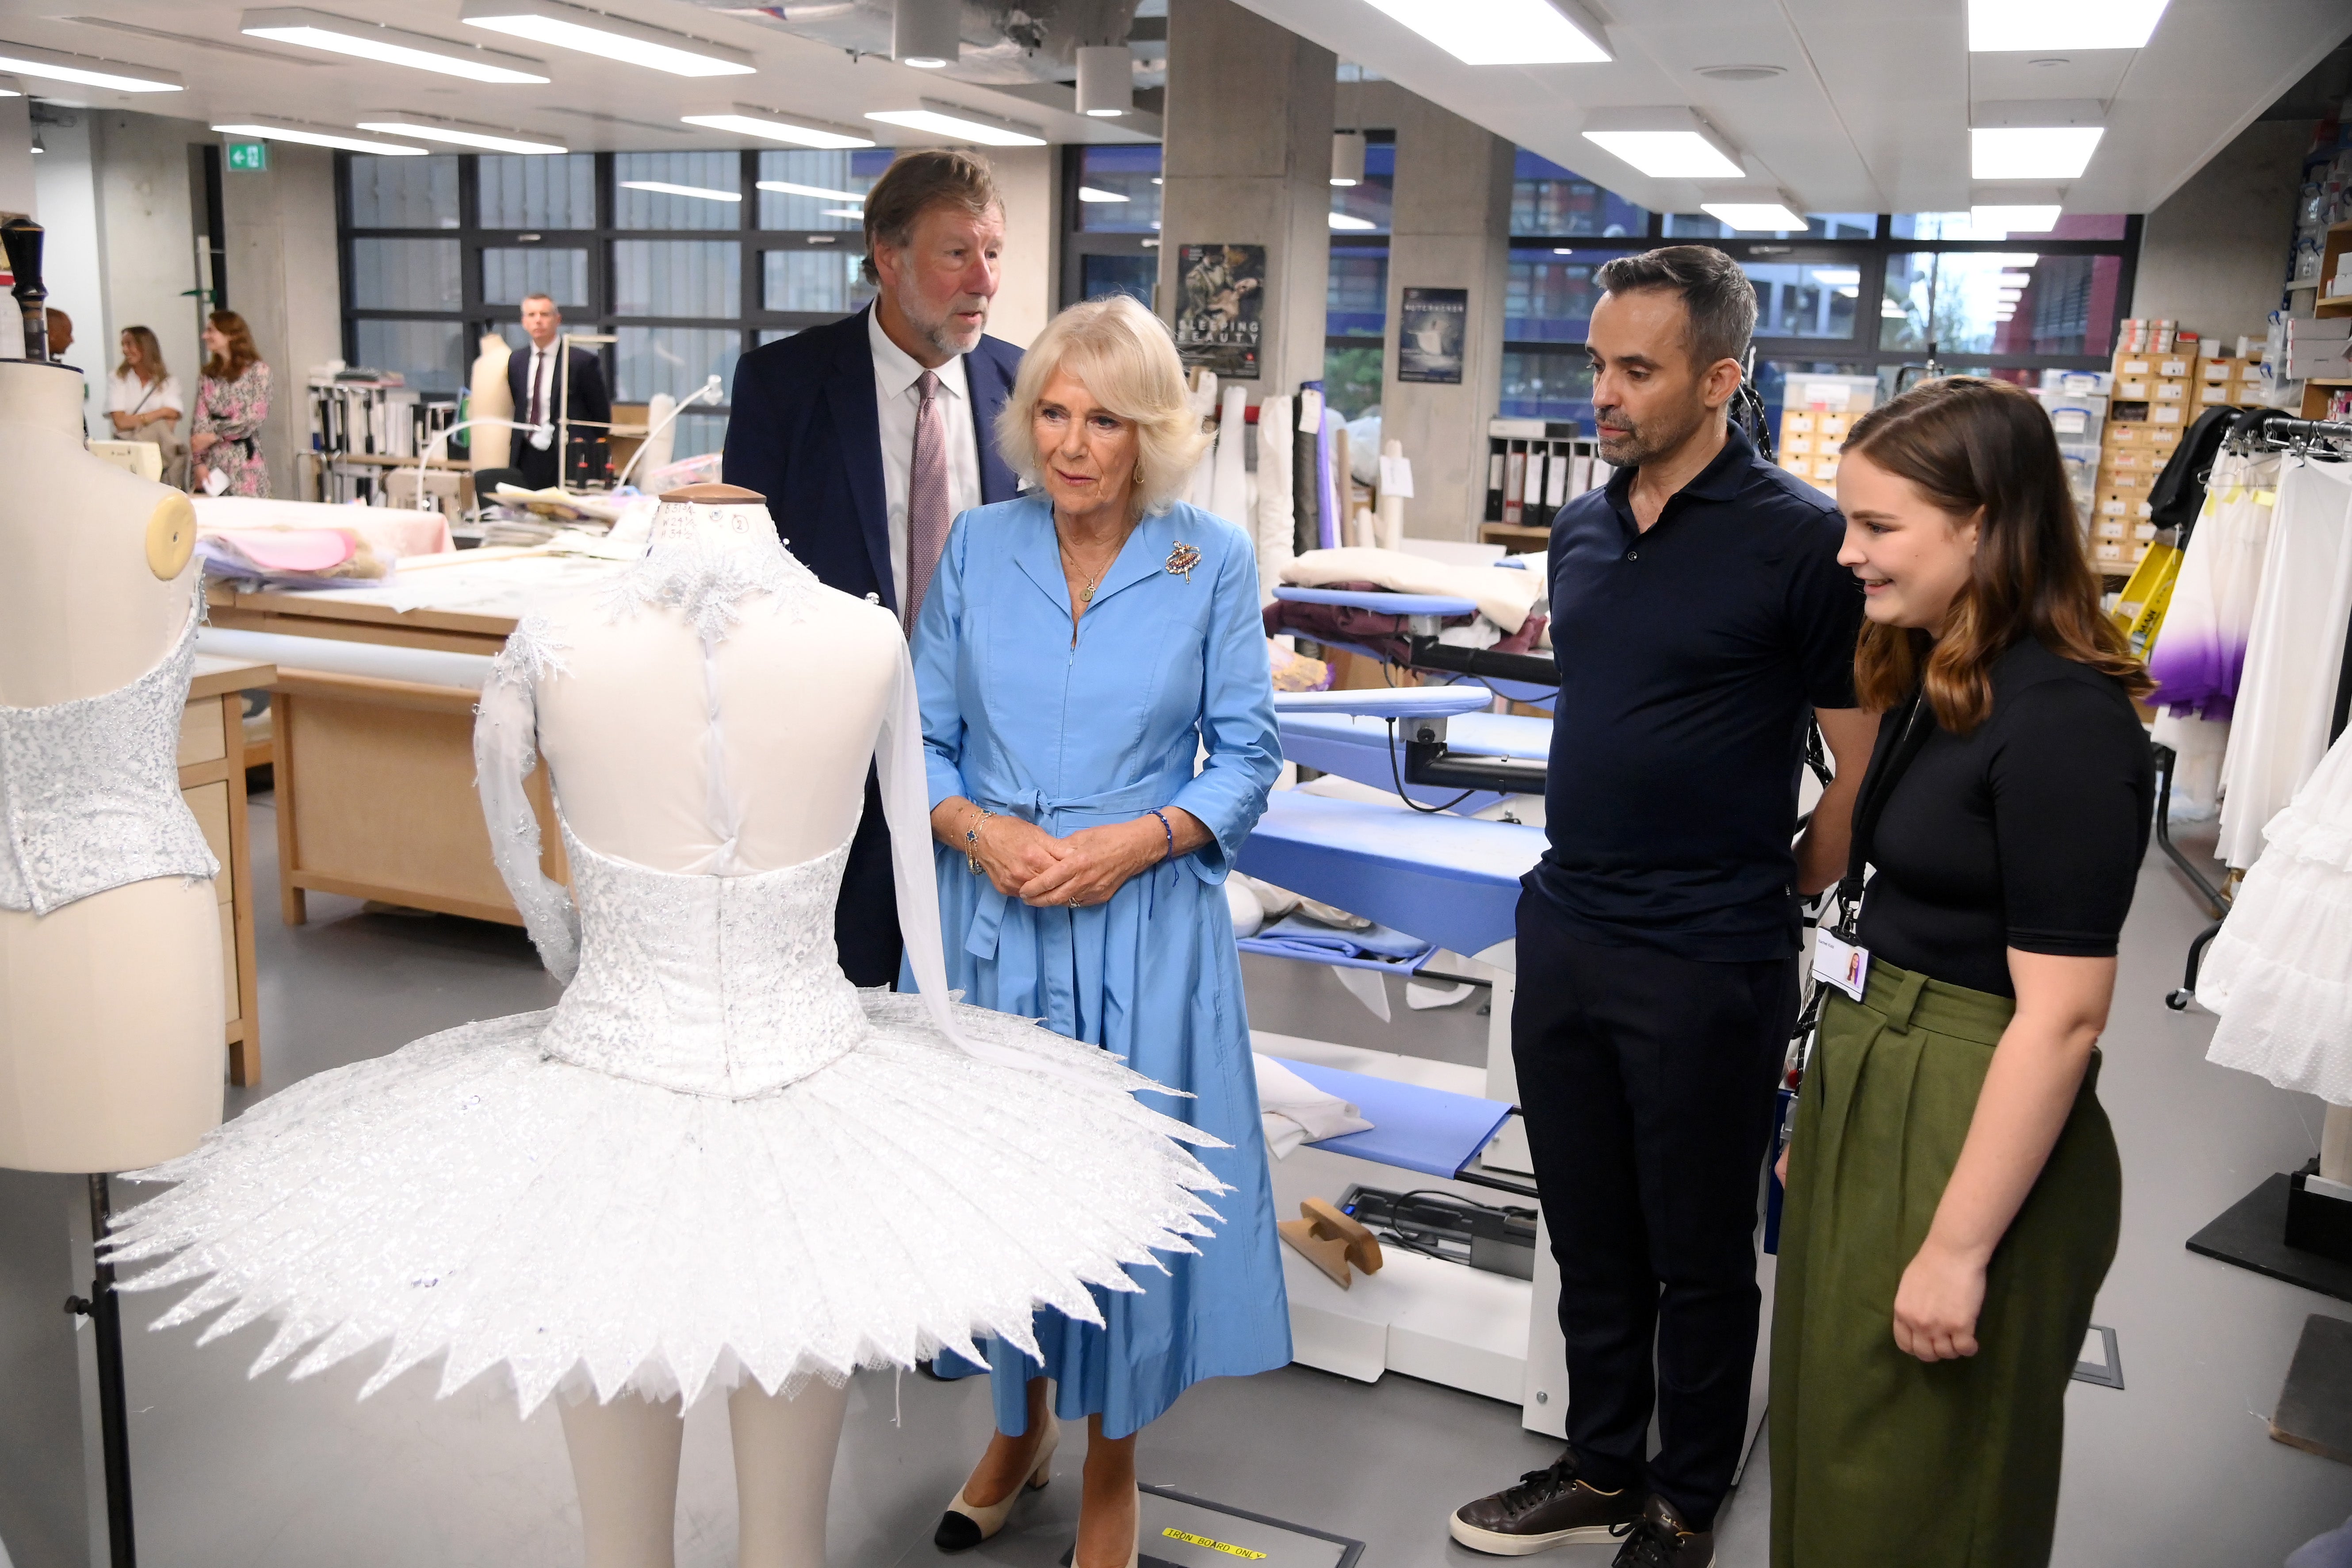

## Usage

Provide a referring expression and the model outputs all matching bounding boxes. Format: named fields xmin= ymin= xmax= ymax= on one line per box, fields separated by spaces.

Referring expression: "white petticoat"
xmin=2203 ymin=731 xmax=2352 ymax=1104
xmin=107 ymin=992 xmax=1226 ymax=1416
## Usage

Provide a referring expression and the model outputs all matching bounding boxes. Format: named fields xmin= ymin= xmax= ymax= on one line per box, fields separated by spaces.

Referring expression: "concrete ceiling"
xmin=1230 ymin=0 xmax=2352 ymax=217
xmin=0 ymin=0 xmax=1155 ymax=151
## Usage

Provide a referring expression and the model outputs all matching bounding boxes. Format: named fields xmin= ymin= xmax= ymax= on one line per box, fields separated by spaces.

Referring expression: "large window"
xmin=1062 ymin=144 xmax=1162 ymax=314
xmin=1501 ymin=172 xmax=2140 ymax=427
xmin=1323 ymin=135 xmax=1393 ymax=419
xmin=338 ymin=148 xmax=895 ymax=461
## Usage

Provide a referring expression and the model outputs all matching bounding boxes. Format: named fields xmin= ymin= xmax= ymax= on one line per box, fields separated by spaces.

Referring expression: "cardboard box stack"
xmin=2092 ymin=345 xmax=2200 ymax=572
xmin=1775 ymin=373 xmax=1879 ymax=493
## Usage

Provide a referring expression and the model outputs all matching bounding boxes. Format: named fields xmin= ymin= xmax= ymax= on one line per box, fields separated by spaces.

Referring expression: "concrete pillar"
xmin=1157 ymin=0 xmax=1333 ymax=394
xmin=0 ymin=95 xmax=33 ymax=220
xmin=92 ymin=110 xmax=203 ymax=406
xmin=219 ymin=141 xmax=340 ymax=497
xmin=1379 ymin=96 xmax=1512 ymax=540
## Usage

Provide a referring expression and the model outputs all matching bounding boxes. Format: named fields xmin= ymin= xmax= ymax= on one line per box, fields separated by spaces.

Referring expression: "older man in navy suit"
xmin=724 ymin=149 xmax=1024 ymax=987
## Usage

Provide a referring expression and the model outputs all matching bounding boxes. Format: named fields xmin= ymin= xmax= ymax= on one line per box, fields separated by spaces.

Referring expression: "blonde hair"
xmin=995 ymin=294 xmax=1208 ymax=516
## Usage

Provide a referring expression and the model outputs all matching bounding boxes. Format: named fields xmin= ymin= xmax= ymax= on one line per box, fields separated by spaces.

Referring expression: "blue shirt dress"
xmin=905 ymin=493 xmax=1291 ymax=1439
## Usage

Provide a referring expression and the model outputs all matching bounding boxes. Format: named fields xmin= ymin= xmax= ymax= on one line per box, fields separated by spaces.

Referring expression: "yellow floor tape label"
xmin=1161 ymin=1526 xmax=1269 ymax=1559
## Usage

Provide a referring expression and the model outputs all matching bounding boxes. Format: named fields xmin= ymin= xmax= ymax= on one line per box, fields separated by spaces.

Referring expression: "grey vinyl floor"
xmin=101 ymin=796 xmax=2352 ymax=1566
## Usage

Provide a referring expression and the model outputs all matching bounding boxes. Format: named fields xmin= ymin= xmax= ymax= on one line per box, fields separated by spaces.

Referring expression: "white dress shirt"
xmin=869 ymin=306 xmax=981 ymax=613
xmin=523 ymin=342 xmax=558 ymax=449
xmin=107 ymin=371 xmax=184 ymax=422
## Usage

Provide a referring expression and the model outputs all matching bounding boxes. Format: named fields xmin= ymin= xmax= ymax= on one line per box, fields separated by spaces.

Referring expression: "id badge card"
xmin=1811 ymin=930 xmax=1870 ymax=1003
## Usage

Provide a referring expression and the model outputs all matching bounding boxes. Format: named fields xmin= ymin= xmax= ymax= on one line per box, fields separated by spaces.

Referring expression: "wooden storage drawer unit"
xmin=181 ymin=654 xmax=274 ymax=1086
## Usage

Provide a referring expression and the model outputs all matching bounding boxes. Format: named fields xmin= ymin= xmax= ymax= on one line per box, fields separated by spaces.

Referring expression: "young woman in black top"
xmin=1770 ymin=377 xmax=2155 ymax=1567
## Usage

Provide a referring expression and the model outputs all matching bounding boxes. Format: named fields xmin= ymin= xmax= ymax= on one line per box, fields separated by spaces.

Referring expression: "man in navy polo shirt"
xmin=1450 ymin=247 xmax=1874 ymax=1566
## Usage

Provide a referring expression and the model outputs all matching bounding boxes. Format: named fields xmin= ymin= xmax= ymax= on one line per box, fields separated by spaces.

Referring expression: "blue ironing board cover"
xmin=1275 ymin=709 xmax=1549 ymax=759
xmin=1270 ymin=1057 xmax=1514 ymax=1178
xmin=1271 ymin=686 xmax=1492 ymax=719
xmin=1271 ymin=586 xmax=1481 ymax=617
xmin=1237 ymin=791 xmax=1545 ymax=958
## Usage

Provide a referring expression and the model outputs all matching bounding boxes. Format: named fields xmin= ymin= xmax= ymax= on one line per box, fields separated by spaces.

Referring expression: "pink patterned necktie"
xmin=903 ymin=368 xmax=950 ymax=634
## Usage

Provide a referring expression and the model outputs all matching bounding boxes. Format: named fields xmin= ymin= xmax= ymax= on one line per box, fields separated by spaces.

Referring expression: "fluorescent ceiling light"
xmin=356 ymin=117 xmax=566 ymax=153
xmin=1971 ymin=203 xmax=2061 ymax=232
xmin=1582 ymin=110 xmax=1743 ymax=180
xmin=757 ymin=180 xmax=864 ymax=202
xmin=1552 ymin=247 xmax=1575 ymax=256
xmin=1330 ymin=212 xmax=1377 ymax=231
xmin=864 ymin=106 xmax=1045 ymax=147
xmin=1972 ymin=126 xmax=2102 ymax=180
xmin=620 ymin=179 xmax=740 ymax=202
xmin=0 ymin=41 xmax=184 ymax=91
xmin=1077 ymin=186 xmax=1130 ymax=203
xmin=1809 ymin=268 xmax=1860 ymax=286
xmin=460 ymin=0 xmax=754 ymax=76
xmin=684 ymin=110 xmax=871 ymax=149
xmin=214 ymin=120 xmax=428 ymax=153
xmin=1358 ymin=0 xmax=1608 ymax=65
xmin=1702 ymin=202 xmax=1803 ymax=231
xmin=820 ymin=207 xmax=863 ymax=218
xmin=1967 ymin=0 xmax=2169 ymax=51
xmin=241 ymin=9 xmax=545 ymax=83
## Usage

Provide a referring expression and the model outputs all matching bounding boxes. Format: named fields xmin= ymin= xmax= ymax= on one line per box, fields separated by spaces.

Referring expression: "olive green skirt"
xmin=1769 ymin=959 xmax=2119 ymax=1568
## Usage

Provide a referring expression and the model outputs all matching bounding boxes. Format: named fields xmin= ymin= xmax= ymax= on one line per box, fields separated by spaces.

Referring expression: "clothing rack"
xmin=2165 ymin=414 xmax=2352 ymax=1010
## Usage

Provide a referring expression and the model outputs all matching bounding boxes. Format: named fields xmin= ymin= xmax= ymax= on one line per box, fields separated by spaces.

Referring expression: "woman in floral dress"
xmin=191 ymin=310 xmax=271 ymax=498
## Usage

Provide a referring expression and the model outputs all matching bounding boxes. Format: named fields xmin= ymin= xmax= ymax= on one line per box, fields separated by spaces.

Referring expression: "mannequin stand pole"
xmin=65 ymin=1174 xmax=138 ymax=1568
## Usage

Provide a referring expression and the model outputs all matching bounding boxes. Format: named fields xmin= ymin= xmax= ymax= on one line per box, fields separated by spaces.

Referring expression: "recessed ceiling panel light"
xmin=1329 ymin=211 xmax=1377 ymax=231
xmin=1702 ymin=202 xmax=1803 ymax=231
xmin=620 ymin=179 xmax=740 ymax=202
xmin=1694 ymin=63 xmax=1785 ymax=81
xmin=1552 ymin=246 xmax=1575 ymax=256
xmin=460 ymin=0 xmax=754 ymax=76
xmin=683 ymin=108 xmax=873 ymax=149
xmin=241 ymin=9 xmax=546 ymax=83
xmin=1967 ymin=0 xmax=2169 ymax=52
xmin=1971 ymin=126 xmax=2102 ymax=180
xmin=0 ymin=40 xmax=183 ymax=91
xmin=1582 ymin=108 xmax=1744 ymax=180
xmin=820 ymin=207 xmax=863 ymax=218
xmin=1358 ymin=0 xmax=1609 ymax=65
xmin=1971 ymin=203 xmax=2062 ymax=232
xmin=756 ymin=179 xmax=864 ymax=202
xmin=865 ymin=104 xmax=1046 ymax=147
xmin=356 ymin=116 xmax=566 ymax=152
xmin=1077 ymin=186 xmax=1131 ymax=203
xmin=214 ymin=119 xmax=429 ymax=153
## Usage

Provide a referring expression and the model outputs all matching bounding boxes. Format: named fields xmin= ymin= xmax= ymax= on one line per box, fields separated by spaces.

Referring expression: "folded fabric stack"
xmin=1253 ymin=1054 xmax=1375 ymax=1161
xmin=1245 ymin=914 xmax=1435 ymax=969
xmin=1262 ymin=547 xmax=1550 ymax=660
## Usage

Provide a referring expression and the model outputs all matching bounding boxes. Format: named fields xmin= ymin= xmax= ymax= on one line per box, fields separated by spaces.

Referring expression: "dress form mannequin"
xmin=532 ymin=484 xmax=897 ymax=1567
xmin=0 ymin=357 xmax=222 ymax=1173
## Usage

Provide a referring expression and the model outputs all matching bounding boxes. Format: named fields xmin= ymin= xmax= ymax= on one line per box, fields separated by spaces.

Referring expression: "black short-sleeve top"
xmin=1855 ymin=638 xmax=2154 ymax=998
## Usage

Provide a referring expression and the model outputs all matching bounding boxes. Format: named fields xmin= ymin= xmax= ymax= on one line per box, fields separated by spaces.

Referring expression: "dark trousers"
xmin=513 ymin=437 xmax=558 ymax=491
xmin=835 ymin=769 xmax=904 ymax=989
xmin=1512 ymin=889 xmax=1797 ymax=1529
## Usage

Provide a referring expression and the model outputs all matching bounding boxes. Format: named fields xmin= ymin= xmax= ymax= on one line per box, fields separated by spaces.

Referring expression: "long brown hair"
xmin=1846 ymin=376 xmax=2152 ymax=731
xmin=202 ymin=310 xmax=260 ymax=382
xmin=116 ymin=324 xmax=168 ymax=383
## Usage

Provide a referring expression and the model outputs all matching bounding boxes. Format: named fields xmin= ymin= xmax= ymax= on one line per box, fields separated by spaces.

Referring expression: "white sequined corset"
xmin=536 ymin=826 xmax=869 ymax=1098
xmin=0 ymin=595 xmax=218 ymax=914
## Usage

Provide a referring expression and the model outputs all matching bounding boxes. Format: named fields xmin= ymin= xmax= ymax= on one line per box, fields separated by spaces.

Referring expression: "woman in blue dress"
xmin=906 ymin=294 xmax=1288 ymax=1568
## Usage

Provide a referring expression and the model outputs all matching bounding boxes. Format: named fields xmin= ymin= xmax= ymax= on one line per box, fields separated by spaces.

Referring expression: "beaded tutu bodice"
xmin=539 ymin=826 xmax=868 ymax=1098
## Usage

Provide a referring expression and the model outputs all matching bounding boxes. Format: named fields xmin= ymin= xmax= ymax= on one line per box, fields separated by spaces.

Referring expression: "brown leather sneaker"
xmin=1449 ymin=1454 xmax=1642 ymax=1555
xmin=1608 ymin=1494 xmax=1713 ymax=1568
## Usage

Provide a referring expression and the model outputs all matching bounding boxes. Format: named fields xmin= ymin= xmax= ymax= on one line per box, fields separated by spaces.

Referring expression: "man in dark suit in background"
xmin=724 ymin=149 xmax=1024 ymax=987
xmin=508 ymin=292 xmax=611 ymax=490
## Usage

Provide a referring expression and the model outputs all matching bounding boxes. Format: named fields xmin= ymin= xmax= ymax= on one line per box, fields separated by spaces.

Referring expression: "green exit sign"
xmin=226 ymin=139 xmax=268 ymax=172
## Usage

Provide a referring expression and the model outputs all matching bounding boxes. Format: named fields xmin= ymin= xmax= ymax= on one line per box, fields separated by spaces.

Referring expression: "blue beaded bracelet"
xmin=1147 ymin=807 xmax=1175 ymax=863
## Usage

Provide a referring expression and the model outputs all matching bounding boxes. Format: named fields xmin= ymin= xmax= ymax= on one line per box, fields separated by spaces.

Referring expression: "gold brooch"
xmin=1166 ymin=542 xmax=1201 ymax=582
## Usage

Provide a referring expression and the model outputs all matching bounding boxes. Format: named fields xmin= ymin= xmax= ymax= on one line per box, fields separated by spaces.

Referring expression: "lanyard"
xmin=1830 ymin=686 xmax=1933 ymax=941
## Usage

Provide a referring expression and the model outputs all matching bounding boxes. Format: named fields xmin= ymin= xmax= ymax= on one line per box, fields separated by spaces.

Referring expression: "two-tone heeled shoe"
xmin=933 ymin=1413 xmax=1061 ymax=1552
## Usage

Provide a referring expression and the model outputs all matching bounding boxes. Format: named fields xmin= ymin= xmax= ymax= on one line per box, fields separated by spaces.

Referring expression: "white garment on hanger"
xmin=2150 ymin=451 xmax=2279 ymax=808
xmin=2203 ymin=727 xmax=2352 ymax=1103
xmin=2216 ymin=459 xmax=2352 ymax=870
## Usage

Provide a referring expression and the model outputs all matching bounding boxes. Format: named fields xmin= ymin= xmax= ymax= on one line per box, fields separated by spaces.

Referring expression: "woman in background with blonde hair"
xmin=911 ymin=293 xmax=1288 ymax=1568
xmin=107 ymin=325 xmax=187 ymax=482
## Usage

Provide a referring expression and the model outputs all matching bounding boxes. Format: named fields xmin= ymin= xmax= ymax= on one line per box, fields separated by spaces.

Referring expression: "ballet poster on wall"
xmin=1399 ymin=287 xmax=1469 ymax=384
xmin=1174 ymin=244 xmax=1265 ymax=379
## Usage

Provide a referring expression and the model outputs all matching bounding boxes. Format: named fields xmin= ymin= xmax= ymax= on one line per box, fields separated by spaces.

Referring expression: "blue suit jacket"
xmin=722 ymin=305 xmax=1024 ymax=613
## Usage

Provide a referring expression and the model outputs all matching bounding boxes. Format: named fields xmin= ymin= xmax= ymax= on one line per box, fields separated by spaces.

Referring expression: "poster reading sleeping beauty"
xmin=1174 ymin=244 xmax=1265 ymax=380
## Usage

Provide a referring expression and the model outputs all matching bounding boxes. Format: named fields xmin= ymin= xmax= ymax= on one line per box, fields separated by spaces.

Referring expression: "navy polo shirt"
xmin=1531 ymin=423 xmax=1862 ymax=961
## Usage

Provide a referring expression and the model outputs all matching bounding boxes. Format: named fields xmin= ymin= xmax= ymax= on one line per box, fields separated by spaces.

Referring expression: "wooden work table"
xmin=210 ymin=581 xmax=520 ymax=654
xmin=185 ymin=651 xmax=275 ymax=1085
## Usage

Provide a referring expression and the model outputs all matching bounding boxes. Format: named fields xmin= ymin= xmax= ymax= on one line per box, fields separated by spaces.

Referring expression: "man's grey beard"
xmin=894 ymin=278 xmax=987 ymax=357
xmin=1593 ymin=400 xmax=1706 ymax=467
